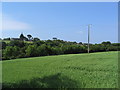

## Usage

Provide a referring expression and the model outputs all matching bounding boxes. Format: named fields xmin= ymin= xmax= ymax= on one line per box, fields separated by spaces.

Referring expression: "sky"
xmin=1 ymin=2 xmax=118 ymax=43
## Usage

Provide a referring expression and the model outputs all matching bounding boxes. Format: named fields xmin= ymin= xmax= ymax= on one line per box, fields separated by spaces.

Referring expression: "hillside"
xmin=2 ymin=51 xmax=118 ymax=88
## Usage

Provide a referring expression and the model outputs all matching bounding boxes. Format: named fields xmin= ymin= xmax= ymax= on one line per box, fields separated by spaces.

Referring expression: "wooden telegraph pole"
xmin=88 ymin=24 xmax=91 ymax=53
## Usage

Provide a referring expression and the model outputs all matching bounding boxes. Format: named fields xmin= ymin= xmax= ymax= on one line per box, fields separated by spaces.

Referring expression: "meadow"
xmin=1 ymin=40 xmax=33 ymax=44
xmin=2 ymin=51 xmax=118 ymax=88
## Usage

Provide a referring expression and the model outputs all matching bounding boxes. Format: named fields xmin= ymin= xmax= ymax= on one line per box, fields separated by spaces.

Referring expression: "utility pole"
xmin=88 ymin=24 xmax=91 ymax=53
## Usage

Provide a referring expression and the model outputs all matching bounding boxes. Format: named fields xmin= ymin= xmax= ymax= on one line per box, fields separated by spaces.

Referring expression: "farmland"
xmin=2 ymin=51 xmax=118 ymax=88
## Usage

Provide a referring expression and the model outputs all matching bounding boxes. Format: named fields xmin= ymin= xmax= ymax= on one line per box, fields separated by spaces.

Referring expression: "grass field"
xmin=1 ymin=40 xmax=33 ymax=43
xmin=2 ymin=51 xmax=118 ymax=88
xmin=0 ymin=40 xmax=10 ymax=43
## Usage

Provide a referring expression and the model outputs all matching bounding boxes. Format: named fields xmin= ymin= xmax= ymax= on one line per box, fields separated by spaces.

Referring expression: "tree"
xmin=19 ymin=33 xmax=28 ymax=41
xmin=20 ymin=33 xmax=25 ymax=41
xmin=53 ymin=37 xmax=57 ymax=40
xmin=102 ymin=41 xmax=111 ymax=45
xmin=79 ymin=42 xmax=82 ymax=44
xmin=3 ymin=38 xmax=10 ymax=40
xmin=101 ymin=41 xmax=111 ymax=51
xmin=33 ymin=38 xmax=40 ymax=41
xmin=27 ymin=34 xmax=33 ymax=41
xmin=24 ymin=37 xmax=28 ymax=41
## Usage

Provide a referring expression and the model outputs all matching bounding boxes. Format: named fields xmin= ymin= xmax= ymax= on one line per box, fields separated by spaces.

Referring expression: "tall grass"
xmin=2 ymin=51 xmax=118 ymax=88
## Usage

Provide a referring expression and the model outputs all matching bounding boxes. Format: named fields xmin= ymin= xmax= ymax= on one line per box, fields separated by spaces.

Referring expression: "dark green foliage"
xmin=19 ymin=33 xmax=28 ymax=41
xmin=79 ymin=42 xmax=82 ymax=44
xmin=26 ymin=45 xmax=39 ymax=57
xmin=24 ymin=37 xmax=28 ymax=41
xmin=33 ymin=37 xmax=40 ymax=41
xmin=51 ymin=47 xmax=63 ymax=55
xmin=90 ymin=44 xmax=105 ymax=52
xmin=33 ymin=41 xmax=45 ymax=46
xmin=3 ymin=46 xmax=20 ymax=59
xmin=18 ymin=47 xmax=27 ymax=58
xmin=2 ymin=39 xmax=119 ymax=60
xmin=3 ymin=38 xmax=10 ymax=40
xmin=53 ymin=37 xmax=57 ymax=40
xmin=1 ymin=42 xmax=7 ymax=49
xmin=62 ymin=45 xmax=86 ymax=54
xmin=20 ymin=33 xmax=25 ymax=41
xmin=45 ymin=40 xmax=60 ymax=47
xmin=37 ymin=44 xmax=53 ymax=56
xmin=102 ymin=41 xmax=111 ymax=45
xmin=9 ymin=40 xmax=25 ymax=48
xmin=27 ymin=34 xmax=33 ymax=41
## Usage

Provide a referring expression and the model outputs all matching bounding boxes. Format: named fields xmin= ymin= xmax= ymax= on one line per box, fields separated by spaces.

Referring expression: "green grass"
xmin=0 ymin=61 xmax=2 ymax=83
xmin=2 ymin=51 xmax=118 ymax=88
xmin=0 ymin=40 xmax=10 ymax=43
xmin=1 ymin=40 xmax=33 ymax=43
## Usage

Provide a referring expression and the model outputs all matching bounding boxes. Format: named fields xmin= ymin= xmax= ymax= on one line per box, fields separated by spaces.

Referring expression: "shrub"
xmin=26 ymin=45 xmax=39 ymax=57
xmin=37 ymin=44 xmax=50 ymax=56
xmin=3 ymin=46 xmax=20 ymax=59
xmin=9 ymin=40 xmax=25 ymax=48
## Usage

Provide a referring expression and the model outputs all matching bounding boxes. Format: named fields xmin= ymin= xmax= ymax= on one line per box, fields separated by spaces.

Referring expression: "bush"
xmin=3 ymin=46 xmax=20 ymax=59
xmin=51 ymin=47 xmax=63 ymax=55
xmin=9 ymin=40 xmax=25 ymax=48
xmin=33 ymin=41 xmax=45 ymax=46
xmin=1 ymin=42 xmax=6 ymax=49
xmin=37 ymin=44 xmax=50 ymax=56
xmin=2 ymin=40 xmax=120 ymax=60
xmin=26 ymin=45 xmax=39 ymax=57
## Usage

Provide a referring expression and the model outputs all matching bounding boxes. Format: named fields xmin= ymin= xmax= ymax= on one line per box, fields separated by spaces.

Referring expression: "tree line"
xmin=1 ymin=34 xmax=120 ymax=60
